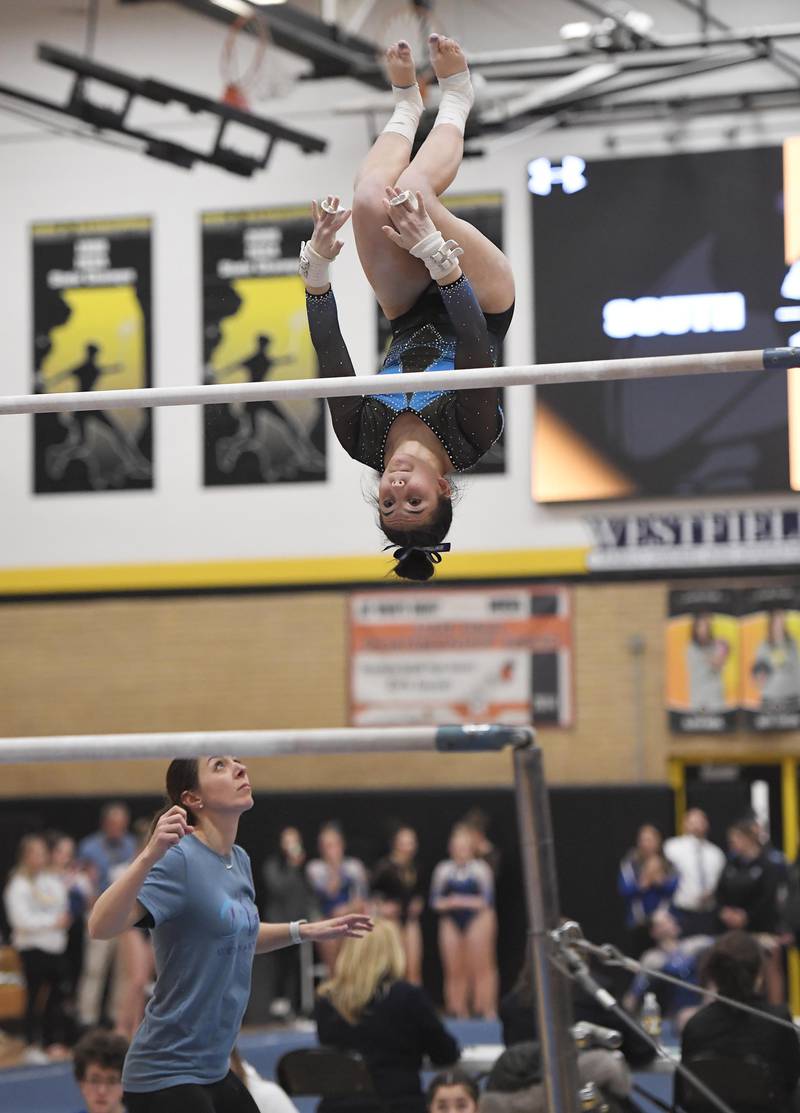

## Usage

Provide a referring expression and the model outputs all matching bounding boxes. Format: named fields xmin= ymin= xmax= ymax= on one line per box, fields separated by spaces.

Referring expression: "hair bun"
xmin=394 ymin=549 xmax=436 ymax=581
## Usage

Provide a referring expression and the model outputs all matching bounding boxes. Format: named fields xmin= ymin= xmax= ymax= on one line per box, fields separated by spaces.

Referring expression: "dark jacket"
xmin=681 ymin=998 xmax=800 ymax=1113
xmin=315 ymin=980 xmax=459 ymax=1113
xmin=715 ymin=853 xmax=780 ymax=933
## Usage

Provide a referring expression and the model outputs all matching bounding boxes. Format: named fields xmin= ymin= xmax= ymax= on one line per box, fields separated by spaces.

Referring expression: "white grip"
xmin=409 ymin=230 xmax=463 ymax=281
xmin=299 ymin=241 xmax=333 ymax=288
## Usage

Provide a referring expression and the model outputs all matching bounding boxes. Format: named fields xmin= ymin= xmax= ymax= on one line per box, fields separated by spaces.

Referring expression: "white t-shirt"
xmin=3 ymin=871 xmax=68 ymax=953
xmin=242 ymin=1061 xmax=299 ymax=1113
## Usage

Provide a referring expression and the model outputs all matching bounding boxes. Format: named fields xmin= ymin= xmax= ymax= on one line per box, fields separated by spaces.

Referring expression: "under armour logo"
xmin=527 ymin=156 xmax=587 ymax=196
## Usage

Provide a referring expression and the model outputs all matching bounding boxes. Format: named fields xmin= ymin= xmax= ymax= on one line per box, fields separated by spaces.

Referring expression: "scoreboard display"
xmin=530 ymin=144 xmax=800 ymax=503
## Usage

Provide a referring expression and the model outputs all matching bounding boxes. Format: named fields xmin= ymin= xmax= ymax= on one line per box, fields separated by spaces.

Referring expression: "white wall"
xmin=2 ymin=1 xmax=799 ymax=577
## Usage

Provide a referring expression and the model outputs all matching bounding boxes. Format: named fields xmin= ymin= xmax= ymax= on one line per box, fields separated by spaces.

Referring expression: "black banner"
xmin=202 ymin=206 xmax=326 ymax=486
xmin=32 ymin=217 xmax=153 ymax=493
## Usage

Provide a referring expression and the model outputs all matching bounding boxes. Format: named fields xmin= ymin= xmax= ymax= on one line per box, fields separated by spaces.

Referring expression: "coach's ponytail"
xmin=147 ymin=758 xmax=200 ymax=839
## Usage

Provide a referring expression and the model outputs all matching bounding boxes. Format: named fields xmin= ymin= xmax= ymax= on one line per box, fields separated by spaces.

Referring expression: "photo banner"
xmin=32 ymin=216 xmax=153 ymax=493
xmin=201 ymin=206 xmax=326 ymax=486
xmin=349 ymin=586 xmax=572 ymax=727
xmin=740 ymin=586 xmax=800 ymax=731
xmin=376 ymin=191 xmax=507 ymax=474
xmin=665 ymin=588 xmax=740 ymax=733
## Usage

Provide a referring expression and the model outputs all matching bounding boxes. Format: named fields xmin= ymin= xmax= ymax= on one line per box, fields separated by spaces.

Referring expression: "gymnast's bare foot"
xmin=428 ymin=33 xmax=468 ymax=79
xmin=385 ymin=40 xmax=417 ymax=88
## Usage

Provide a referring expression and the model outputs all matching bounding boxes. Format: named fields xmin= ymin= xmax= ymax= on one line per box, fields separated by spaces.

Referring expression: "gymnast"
xmin=300 ymin=34 xmax=515 ymax=581
xmin=88 ymin=756 xmax=372 ymax=1113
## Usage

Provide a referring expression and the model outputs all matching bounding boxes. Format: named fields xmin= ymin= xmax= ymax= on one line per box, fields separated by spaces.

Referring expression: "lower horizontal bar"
xmin=1 ymin=347 xmax=796 ymax=415
xmin=0 ymin=724 xmax=534 ymax=763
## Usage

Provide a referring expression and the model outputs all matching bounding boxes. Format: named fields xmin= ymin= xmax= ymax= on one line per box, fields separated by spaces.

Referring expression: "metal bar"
xmin=0 ymin=724 xmax=529 ymax=764
xmin=5 ymin=348 xmax=798 ymax=416
xmin=513 ymin=745 xmax=580 ymax=1113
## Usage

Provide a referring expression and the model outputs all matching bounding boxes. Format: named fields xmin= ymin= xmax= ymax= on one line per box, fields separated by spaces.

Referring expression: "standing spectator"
xmin=77 ymin=803 xmax=136 ymax=1029
xmin=49 ymin=832 xmax=95 ymax=1035
xmin=372 ymin=826 xmax=425 ymax=985
xmin=262 ymin=826 xmax=317 ymax=1019
xmin=716 ymin=820 xmax=784 ymax=1002
xmin=663 ymin=808 xmax=726 ymax=936
xmin=112 ymin=818 xmax=154 ymax=1040
xmin=430 ymin=824 xmax=497 ymax=1019
xmin=618 ymin=824 xmax=678 ymax=957
xmin=315 ymin=919 xmax=459 ymax=1113
xmin=681 ymin=932 xmax=800 ymax=1113
xmin=306 ymin=822 xmax=368 ymax=974
xmin=71 ymin=1028 xmax=128 ymax=1113
xmin=3 ymin=834 xmax=70 ymax=1062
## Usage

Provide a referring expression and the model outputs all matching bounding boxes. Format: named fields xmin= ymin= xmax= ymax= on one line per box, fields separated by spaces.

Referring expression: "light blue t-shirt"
xmin=122 ymin=835 xmax=259 ymax=1092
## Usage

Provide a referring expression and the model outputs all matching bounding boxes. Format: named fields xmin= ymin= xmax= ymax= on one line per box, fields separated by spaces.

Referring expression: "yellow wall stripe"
xmin=0 ymin=547 xmax=590 ymax=595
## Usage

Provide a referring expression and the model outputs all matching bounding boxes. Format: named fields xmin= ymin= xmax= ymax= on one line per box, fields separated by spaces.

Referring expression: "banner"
xmin=376 ymin=192 xmax=507 ymax=474
xmin=665 ymin=588 xmax=740 ymax=733
xmin=32 ymin=217 xmax=153 ymax=493
xmin=740 ymin=586 xmax=800 ymax=731
xmin=201 ymin=206 xmax=326 ymax=486
xmin=349 ymin=586 xmax=572 ymax=727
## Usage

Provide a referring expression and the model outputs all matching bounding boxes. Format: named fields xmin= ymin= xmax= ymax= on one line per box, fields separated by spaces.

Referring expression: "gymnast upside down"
xmin=300 ymin=34 xmax=515 ymax=582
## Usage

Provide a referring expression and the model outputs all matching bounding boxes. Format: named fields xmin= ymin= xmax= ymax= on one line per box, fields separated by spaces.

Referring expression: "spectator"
xmin=77 ymin=803 xmax=137 ymax=1029
xmin=49 ymin=832 xmax=94 ymax=1023
xmin=229 ymin=1045 xmax=298 ymax=1113
xmin=315 ymin=918 xmax=459 ymax=1113
xmin=681 ymin=931 xmax=800 ymax=1113
xmin=372 ymin=826 xmax=425 ymax=985
xmin=618 ymin=825 xmax=678 ymax=957
xmin=262 ymin=826 xmax=317 ymax=1019
xmin=716 ymin=819 xmax=784 ymax=1003
xmin=427 ymin=1068 xmax=479 ymax=1113
xmin=112 ymin=817 xmax=154 ymax=1039
xmin=461 ymin=808 xmax=501 ymax=877
xmin=71 ymin=1028 xmax=127 ymax=1113
xmin=3 ymin=833 xmax=70 ymax=1063
xmin=431 ymin=824 xmax=497 ymax=1019
xmin=622 ymin=909 xmax=712 ymax=1029
xmin=307 ymin=822 xmax=368 ymax=974
xmin=663 ymin=808 xmax=725 ymax=936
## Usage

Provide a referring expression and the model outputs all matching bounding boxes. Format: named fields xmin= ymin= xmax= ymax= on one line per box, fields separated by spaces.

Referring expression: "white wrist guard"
xmin=299 ymin=242 xmax=333 ymax=288
xmin=409 ymin=230 xmax=463 ymax=281
xmin=289 ymin=919 xmax=307 ymax=945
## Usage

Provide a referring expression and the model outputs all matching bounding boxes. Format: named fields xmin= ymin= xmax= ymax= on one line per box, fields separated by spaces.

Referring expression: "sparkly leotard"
xmin=305 ymin=275 xmax=513 ymax=472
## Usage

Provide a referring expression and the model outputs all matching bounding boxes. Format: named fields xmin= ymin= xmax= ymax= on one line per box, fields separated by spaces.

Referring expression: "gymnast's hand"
xmin=304 ymin=913 xmax=374 ymax=942
xmin=381 ymin=186 xmax=437 ymax=251
xmin=143 ymin=805 xmax=194 ymax=864
xmin=309 ymin=196 xmax=351 ymax=260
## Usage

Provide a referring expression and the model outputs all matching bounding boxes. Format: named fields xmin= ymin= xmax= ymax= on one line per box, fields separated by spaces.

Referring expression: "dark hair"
xmin=427 ymin=1068 xmax=479 ymax=1108
xmin=73 ymin=1029 xmax=128 ymax=1081
xmin=701 ymin=931 xmax=763 ymax=1001
xmin=381 ymin=496 xmax=453 ymax=582
xmin=148 ymin=758 xmax=200 ymax=839
xmin=100 ymin=801 xmax=130 ymax=821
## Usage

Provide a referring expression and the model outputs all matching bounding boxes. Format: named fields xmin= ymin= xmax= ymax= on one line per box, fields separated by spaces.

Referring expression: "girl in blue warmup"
xmin=300 ymin=35 xmax=515 ymax=582
xmin=88 ymin=756 xmax=371 ymax=1113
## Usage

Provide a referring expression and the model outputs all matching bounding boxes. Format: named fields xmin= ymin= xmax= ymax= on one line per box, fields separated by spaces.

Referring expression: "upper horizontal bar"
xmin=2 ymin=348 xmax=797 ymax=415
xmin=0 ymin=724 xmax=533 ymax=764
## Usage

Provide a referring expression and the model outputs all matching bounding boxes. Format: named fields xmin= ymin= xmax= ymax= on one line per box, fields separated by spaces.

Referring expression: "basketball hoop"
xmin=220 ymin=14 xmax=270 ymax=112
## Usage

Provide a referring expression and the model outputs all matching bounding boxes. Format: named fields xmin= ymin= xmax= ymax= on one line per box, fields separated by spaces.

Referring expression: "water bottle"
xmin=641 ymin=991 xmax=662 ymax=1038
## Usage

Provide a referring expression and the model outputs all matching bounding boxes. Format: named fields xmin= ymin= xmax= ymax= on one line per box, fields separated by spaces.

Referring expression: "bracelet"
xmin=299 ymin=242 xmax=333 ymax=288
xmin=289 ymin=919 xmax=307 ymax=945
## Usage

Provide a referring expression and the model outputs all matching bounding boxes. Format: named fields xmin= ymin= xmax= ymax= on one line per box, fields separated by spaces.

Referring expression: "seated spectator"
xmin=716 ymin=820 xmax=784 ymax=1002
xmin=71 ymin=1028 xmax=128 ymax=1113
xmin=307 ymin=822 xmax=368 ymax=974
xmin=681 ymin=931 xmax=800 ymax=1113
xmin=618 ymin=825 xmax=678 ymax=957
xmin=262 ymin=826 xmax=318 ymax=1019
xmin=371 ymin=826 xmax=425 ymax=985
xmin=622 ymin=909 xmax=712 ymax=1029
xmin=431 ymin=824 xmax=498 ymax=1019
xmin=500 ymin=951 xmax=654 ymax=1069
xmin=230 ymin=1045 xmax=298 ymax=1113
xmin=427 ymin=1068 xmax=479 ymax=1113
xmin=315 ymin=918 xmax=459 ymax=1113
xmin=3 ymin=833 xmax=70 ymax=1063
xmin=663 ymin=809 xmax=725 ymax=937
xmin=479 ymin=1039 xmax=633 ymax=1113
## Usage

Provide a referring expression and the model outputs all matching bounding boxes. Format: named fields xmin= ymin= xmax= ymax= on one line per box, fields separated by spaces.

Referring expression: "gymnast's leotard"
xmin=430 ymin=858 xmax=494 ymax=933
xmin=306 ymin=857 xmax=369 ymax=918
xmin=305 ymin=275 xmax=514 ymax=472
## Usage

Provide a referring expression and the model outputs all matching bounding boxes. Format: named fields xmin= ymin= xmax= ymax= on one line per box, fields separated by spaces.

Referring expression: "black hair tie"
xmin=393 ymin=542 xmax=451 ymax=565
